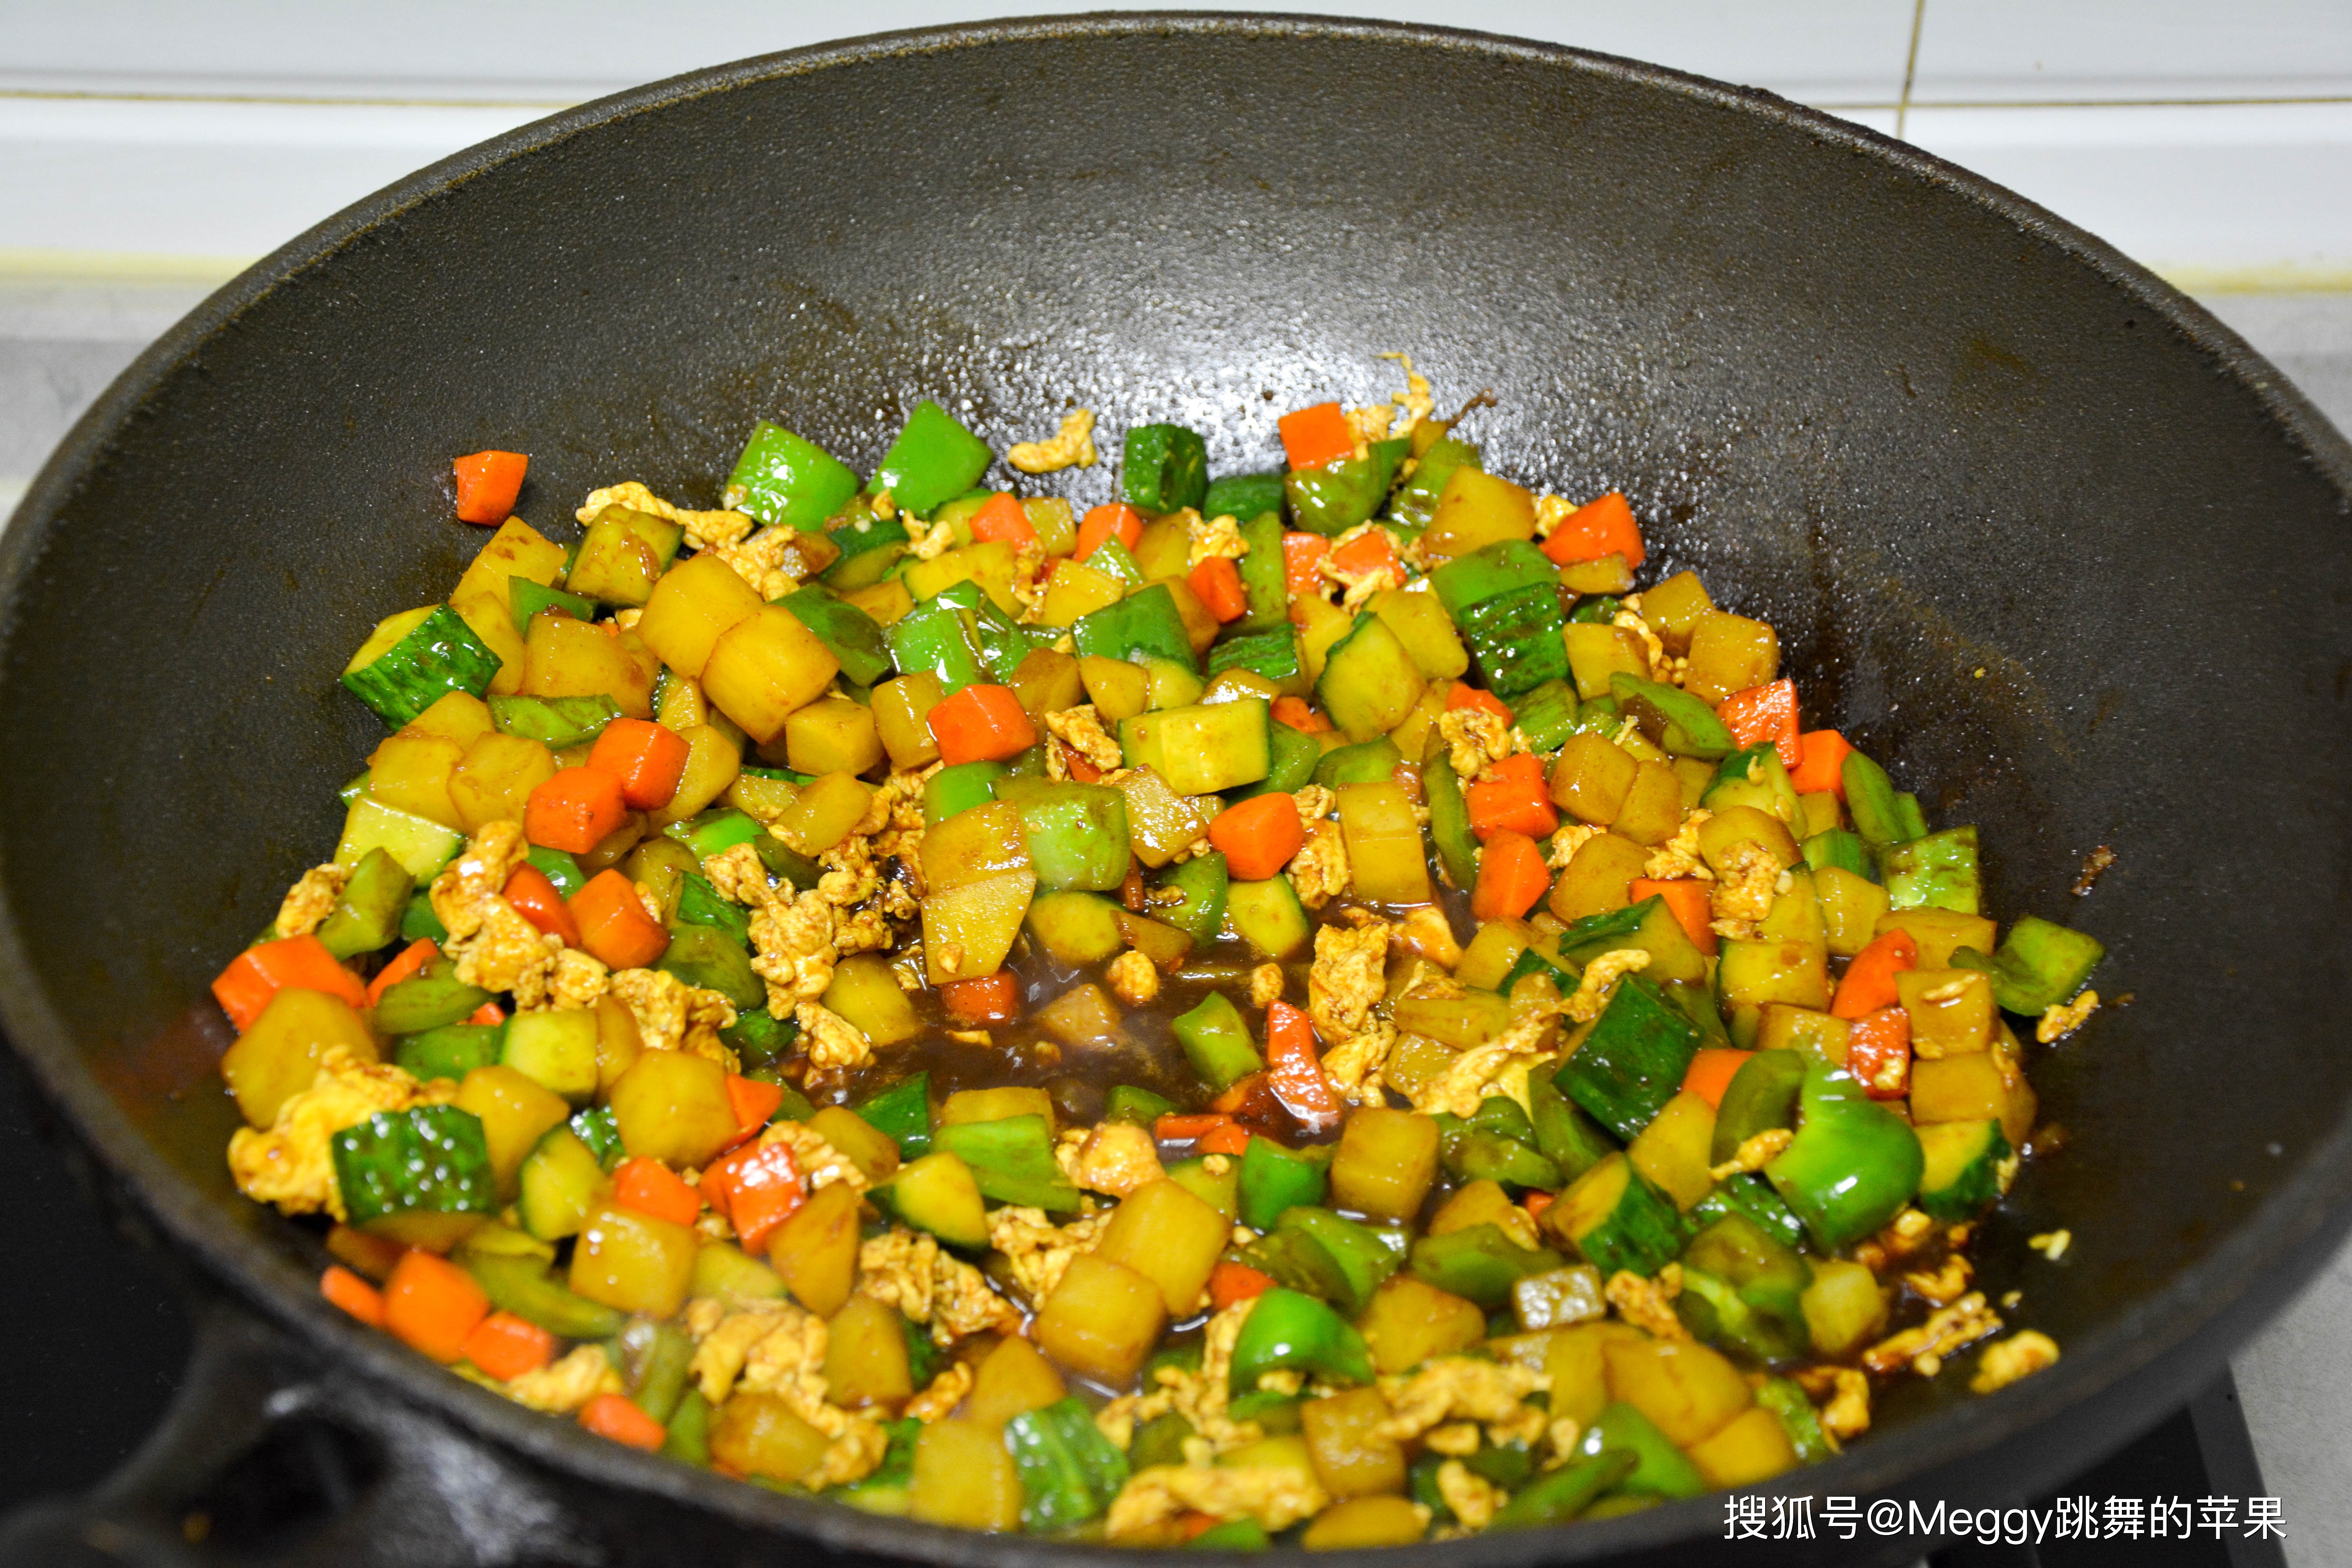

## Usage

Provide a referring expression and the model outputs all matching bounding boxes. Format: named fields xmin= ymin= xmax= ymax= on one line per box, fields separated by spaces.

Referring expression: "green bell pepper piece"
xmin=933 ymin=1115 xmax=1082 ymax=1212
xmin=932 ymin=579 xmax=1047 ymax=682
xmin=1153 ymin=852 xmax=1231 ymax=945
xmin=1953 ymin=914 xmax=2105 ymax=1015
xmin=885 ymin=597 xmax=987 ymax=693
xmin=314 ymin=846 xmax=414 ymax=958
xmin=1429 ymin=537 xmax=1557 ymax=617
xmin=1132 ymin=1412 xmax=1197 ymax=1471
xmin=1203 ymin=472 xmax=1286 ymax=523
xmin=1103 ymin=1084 xmax=1179 ymax=1130
xmin=729 ymin=421 xmax=862 ymax=530
xmin=1237 ymin=1134 xmax=1327 ymax=1230
xmin=1121 ymin=423 xmax=1209 ymax=513
xmin=1406 ymin=1223 xmax=1566 ymax=1308
xmin=1765 ymin=1059 xmax=1925 ymax=1250
xmin=1172 ymin=993 xmax=1266 ymax=1096
xmin=1566 ymin=593 xmax=1622 ymax=625
xmin=1085 ymin=536 xmax=1147 ymax=586
xmin=1485 ymin=1450 xmax=1635 ymax=1531
xmin=1883 ymin=824 xmax=1982 ymax=915
xmin=1386 ymin=435 xmax=1481 ymax=530
xmin=673 ymin=873 xmax=751 ymax=949
xmin=1842 ymin=748 xmax=1927 ymax=846
xmin=1420 ymin=733 xmax=1480 ymax=891
xmin=373 ymin=970 xmax=495 ymax=1036
xmin=1187 ymin=1518 xmax=1270 ymax=1551
xmin=1508 ymin=679 xmax=1581 ymax=752
xmin=525 ymin=846 xmax=586 ymax=898
xmin=867 ymin=401 xmax=992 ymax=518
xmin=720 ymin=1010 xmax=802 ymax=1075
xmin=1284 ymin=440 xmax=1407 ymax=536
xmin=775 ymin=588 xmax=892 ymax=686
xmin=838 ymin=1417 xmax=921 ymax=1506
xmin=924 ymin=760 xmax=1007 ymax=825
xmin=1575 ymin=1403 xmax=1706 ymax=1498
xmin=820 ymin=510 xmax=911 ymax=591
xmin=1755 ymin=1377 xmax=1837 ymax=1464
xmin=1005 ymin=1397 xmax=1131 ymax=1530
xmin=1223 ymin=1388 xmax=1305 ymax=1435
xmin=463 ymin=1251 xmax=626 ymax=1339
xmin=1227 ymin=1288 xmax=1373 ymax=1392
xmin=1708 ymin=1048 xmax=1809 ymax=1162
xmin=1440 ymin=1128 xmax=1563 ymax=1191
xmin=489 ymin=693 xmax=620 ymax=750
xmin=853 ymin=1073 xmax=932 ymax=1158
xmin=1608 ymin=673 xmax=1735 ymax=760
xmin=1273 ymin=1207 xmax=1404 ymax=1315
xmin=568 ymin=1106 xmax=626 ymax=1171
xmin=662 ymin=807 xmax=765 ymax=860
xmin=622 ymin=1318 xmax=697 ymax=1423
xmin=1232 ymin=510 xmax=1290 ymax=633
xmin=508 ymin=579 xmax=598 ymax=638
xmin=1690 ymin=1171 xmax=1808 ymax=1253
xmin=1238 ymin=1227 xmax=1353 ymax=1309
xmin=662 ymin=1387 xmax=712 ymax=1466
xmin=1312 ymin=736 xmax=1403 ymax=789
xmin=1527 ymin=1074 xmax=1619 ymax=1183
xmin=1072 ymin=583 xmax=1200 ymax=673
xmin=1226 ymin=722 xmax=1319 ymax=804
xmin=656 ymin=924 xmax=764 ymax=1013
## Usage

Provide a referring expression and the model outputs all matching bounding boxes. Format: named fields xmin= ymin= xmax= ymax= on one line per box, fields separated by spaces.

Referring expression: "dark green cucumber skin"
xmin=331 ymin=1105 xmax=497 ymax=1229
xmin=343 ymin=604 xmax=502 ymax=726
xmin=1567 ymin=1160 xmax=1687 ymax=1278
xmin=1555 ymin=975 xmax=1701 ymax=1140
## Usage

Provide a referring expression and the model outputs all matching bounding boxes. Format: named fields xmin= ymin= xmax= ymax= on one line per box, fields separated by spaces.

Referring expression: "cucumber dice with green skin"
xmin=336 ymin=797 xmax=464 ymax=882
xmin=1916 ymin=1120 xmax=2013 ymax=1220
xmin=463 ymin=1250 xmax=624 ymax=1339
xmin=501 ymin=1009 xmax=600 ymax=1103
xmin=1703 ymin=743 xmax=1800 ymax=824
xmin=1385 ymin=435 xmax=1481 ymax=530
xmin=821 ymin=511 xmax=911 ymax=590
xmin=1273 ymin=1207 xmax=1405 ymax=1315
xmin=1842 ymin=748 xmax=1927 ymax=846
xmin=1755 ymin=1377 xmax=1837 ymax=1463
xmin=853 ymin=1073 xmax=933 ymax=1159
xmin=1313 ymin=736 xmax=1403 ymax=789
xmin=332 ymin=1105 xmax=498 ymax=1245
xmin=1006 ymin=1397 xmax=1132 ymax=1531
xmin=1407 ymin=1223 xmax=1566 ymax=1308
xmin=1153 ymin=852 xmax=1230 ymax=946
xmin=657 ymin=924 xmax=764 ymax=1013
xmin=394 ymin=1023 xmax=503 ymax=1083
xmin=1205 ymin=626 xmax=1307 ymax=689
xmin=1508 ymin=680 xmax=1581 ymax=752
xmin=1554 ymin=975 xmax=1701 ymax=1141
xmin=314 ymin=847 xmax=414 ymax=959
xmin=1430 ymin=541 xmax=1568 ymax=700
xmin=1575 ymin=1403 xmax=1706 ymax=1498
xmin=489 ymin=693 xmax=620 ymax=749
xmin=1075 ymin=583 xmax=1200 ymax=675
xmin=1420 ymin=735 xmax=1480 ymax=891
xmin=1953 ymin=915 xmax=2105 ymax=1014
xmin=672 ymin=873 xmax=751 ymax=947
xmin=341 ymin=604 xmax=502 ymax=727
xmin=568 ymin=1105 xmax=626 ymax=1172
xmin=721 ymin=1009 xmax=800 ymax=1073
xmin=1690 ymin=1171 xmax=1809 ymax=1253
xmin=992 ymin=778 xmax=1131 ymax=893
xmin=1545 ymin=1153 xmax=1686 ymax=1278
xmin=877 ymin=1151 xmax=990 ymax=1249
xmin=932 ymin=1115 xmax=1081 ymax=1212
xmin=1118 ymin=699 xmax=1270 ymax=795
xmin=1527 ymin=1075 xmax=1618 ymax=1184
xmin=1609 ymin=673 xmax=1735 ymax=759
xmin=517 ymin=1125 xmax=611 ymax=1240
xmin=1224 ymin=875 xmax=1312 ymax=962
xmin=1225 ymin=722 xmax=1319 ymax=804
xmin=1802 ymin=828 xmax=1873 ymax=880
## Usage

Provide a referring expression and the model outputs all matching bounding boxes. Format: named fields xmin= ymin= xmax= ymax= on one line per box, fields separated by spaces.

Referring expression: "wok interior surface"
xmin=4 ymin=16 xmax=2351 ymax=1563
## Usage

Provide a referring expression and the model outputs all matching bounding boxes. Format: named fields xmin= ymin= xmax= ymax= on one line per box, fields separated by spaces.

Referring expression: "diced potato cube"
xmin=922 ymin=869 xmax=1038 ymax=984
xmin=1550 ymin=732 xmax=1638 ymax=825
xmin=453 ymin=1065 xmax=571 ymax=1198
xmin=1896 ymin=967 xmax=1996 ymax=1057
xmin=768 ymin=1180 xmax=860 ymax=1317
xmin=1094 ymin=1179 xmax=1229 ymax=1315
xmin=785 ymin=695 xmax=883 ymax=777
xmin=1564 ymin=622 xmax=1650 ymax=701
xmin=449 ymin=731 xmax=557 ymax=832
xmin=637 ymin=554 xmax=764 ymax=679
xmin=871 ymin=674 xmax=944 ymax=769
xmin=940 ymin=1086 xmax=1057 ymax=1129
xmin=1329 ymin=1108 xmax=1439 ymax=1221
xmin=608 ymin=1050 xmax=739 ymax=1169
xmin=221 ymin=987 xmax=377 ymax=1129
xmin=522 ymin=615 xmax=655 ymax=718
xmin=1640 ymin=571 xmax=1713 ymax=654
xmin=825 ymin=1293 xmax=913 ymax=1407
xmin=965 ymin=1333 xmax=1066 ymax=1429
xmin=1545 ymin=1321 xmax=1645 ymax=1427
xmin=1300 ymin=1387 xmax=1405 ymax=1498
xmin=909 ymin=1418 xmax=1023 ymax=1530
xmin=1357 ymin=1275 xmax=1485 ymax=1376
xmin=702 ymin=605 xmax=841 ymax=743
xmin=1601 ymin=1336 xmax=1751 ymax=1448
xmin=710 ymin=1390 xmax=831 ymax=1482
xmin=1627 ymin=1090 xmax=1717 ymax=1210
xmin=367 ymin=734 xmax=466 ymax=829
xmin=570 ymin=1200 xmax=700 ymax=1317
xmin=1683 ymin=609 xmax=1780 ymax=705
xmin=1548 ymin=832 xmax=1650 ymax=922
xmin=1337 ymin=782 xmax=1430 ymax=904
xmin=1689 ymin=1405 xmax=1798 ymax=1488
xmin=807 ymin=1105 xmax=903 ymax=1184
xmin=1034 ymin=1254 xmax=1165 ymax=1383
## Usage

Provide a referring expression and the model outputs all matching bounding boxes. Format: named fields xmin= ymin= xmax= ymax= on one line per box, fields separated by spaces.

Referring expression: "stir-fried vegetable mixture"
xmin=219 ymin=363 xmax=2106 ymax=1545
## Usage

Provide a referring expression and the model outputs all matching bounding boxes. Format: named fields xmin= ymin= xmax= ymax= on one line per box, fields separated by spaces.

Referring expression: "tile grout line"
xmin=1896 ymin=0 xmax=1926 ymax=141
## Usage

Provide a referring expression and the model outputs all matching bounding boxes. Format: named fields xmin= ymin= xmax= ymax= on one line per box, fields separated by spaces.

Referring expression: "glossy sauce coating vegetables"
xmin=238 ymin=361 xmax=2103 ymax=1545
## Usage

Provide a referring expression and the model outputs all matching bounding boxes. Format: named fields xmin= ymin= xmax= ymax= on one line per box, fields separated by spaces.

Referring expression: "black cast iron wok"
xmin=4 ymin=14 xmax=2350 ymax=1567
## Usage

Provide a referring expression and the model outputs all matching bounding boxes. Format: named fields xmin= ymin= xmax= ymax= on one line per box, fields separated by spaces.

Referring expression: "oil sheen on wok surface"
xmin=209 ymin=358 xmax=2107 ymax=1547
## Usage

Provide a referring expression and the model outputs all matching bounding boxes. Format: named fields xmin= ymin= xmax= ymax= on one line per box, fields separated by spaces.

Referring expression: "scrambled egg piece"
xmin=1532 ymin=494 xmax=1573 ymax=538
xmin=1376 ymin=1356 xmax=1546 ymax=1448
xmin=227 ymin=1048 xmax=456 ymax=1220
xmin=1248 ymin=963 xmax=1285 ymax=1008
xmin=1903 ymin=1254 xmax=1975 ymax=1307
xmin=1612 ymin=606 xmax=1665 ymax=671
xmin=855 ymin=1226 xmax=1016 ymax=1345
xmin=1708 ymin=837 xmax=1784 ymax=929
xmin=543 ymin=946 xmax=610 ymax=1011
xmin=1605 ymin=1264 xmax=1689 ymax=1340
xmin=1308 ymin=916 xmax=1391 ymax=1041
xmin=609 ymin=967 xmax=737 ymax=1062
xmin=1343 ymin=403 xmax=1395 ymax=447
xmin=1104 ymin=949 xmax=1161 ymax=1006
xmin=751 ymin=890 xmax=842 ymax=1014
xmin=907 ymin=519 xmax=957 ymax=561
xmin=1006 ymin=409 xmax=1097 ymax=474
xmin=1547 ymin=823 xmax=1601 ymax=870
xmin=762 ymin=1118 xmax=869 ymax=1194
xmin=2037 ymin=989 xmax=2100 ymax=1044
xmin=689 ymin=1299 xmax=794 ymax=1402
xmin=1804 ymin=1365 xmax=1871 ymax=1441
xmin=1319 ymin=1018 xmax=1395 ymax=1107
xmin=1186 ymin=512 xmax=1249 ymax=569
xmin=578 ymin=481 xmax=750 ymax=551
xmin=1643 ymin=809 xmax=1713 ymax=881
xmin=1563 ymin=948 xmax=1650 ymax=1024
xmin=736 ymin=1302 xmax=890 ymax=1488
xmin=1376 ymin=351 xmax=1436 ymax=435
xmin=1863 ymin=1292 xmax=2003 ymax=1378
xmin=1292 ymin=783 xmax=1336 ymax=827
xmin=454 ymin=901 xmax=562 ymax=1010
xmin=274 ymin=863 xmax=348 ymax=938
xmin=905 ymin=1361 xmax=975 ymax=1423
xmin=816 ymin=834 xmax=878 ymax=909
xmin=793 ymin=1000 xmax=871 ymax=1076
xmin=1044 ymin=706 xmax=1123 ymax=773
xmin=1707 ymin=1128 xmax=1792 ymax=1181
xmin=1106 ymin=1464 xmax=1330 ymax=1541
xmin=1056 ymin=1122 xmax=1165 ymax=1198
xmin=1969 ymin=1330 xmax=2060 ymax=1394
xmin=987 ymin=1206 xmax=1112 ymax=1305
xmin=1394 ymin=904 xmax=1463 ymax=970
xmin=1098 ymin=1300 xmax=1260 ymax=1456
xmin=430 ymin=822 xmax=530 ymax=942
xmin=1321 ymin=523 xmax=1406 ymax=610
xmin=710 ymin=524 xmax=807 ymax=600
xmin=1437 ymin=1461 xmax=1506 ymax=1531
xmin=1435 ymin=708 xmax=1515 ymax=781
xmin=503 ymin=1344 xmax=624 ymax=1413
xmin=1406 ymin=1007 xmax=1558 ymax=1118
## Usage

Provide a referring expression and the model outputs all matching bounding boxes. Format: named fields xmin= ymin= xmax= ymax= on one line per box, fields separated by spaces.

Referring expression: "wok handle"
xmin=0 ymin=1292 xmax=596 ymax=1567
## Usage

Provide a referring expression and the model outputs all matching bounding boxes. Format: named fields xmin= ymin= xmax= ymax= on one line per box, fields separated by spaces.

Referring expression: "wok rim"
xmin=4 ymin=12 xmax=2350 ymax=1561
